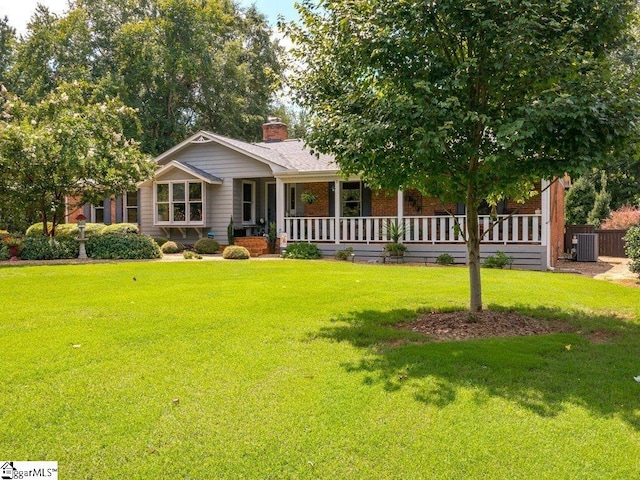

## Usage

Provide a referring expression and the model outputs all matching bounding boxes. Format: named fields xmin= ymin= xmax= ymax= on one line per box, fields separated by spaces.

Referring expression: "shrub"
xmin=0 ymin=245 xmax=8 ymax=261
xmin=20 ymin=237 xmax=79 ymax=260
xmin=335 ymin=247 xmax=354 ymax=261
xmin=601 ymin=206 xmax=640 ymax=230
xmin=227 ymin=217 xmax=234 ymax=246
xmin=102 ymin=223 xmax=139 ymax=235
xmin=86 ymin=234 xmax=162 ymax=259
xmin=482 ymin=251 xmax=513 ymax=269
xmin=282 ymin=242 xmax=323 ymax=259
xmin=194 ymin=238 xmax=220 ymax=254
xmin=624 ymin=226 xmax=640 ymax=275
xmin=436 ymin=253 xmax=455 ymax=265
xmin=54 ymin=224 xmax=80 ymax=238
xmin=25 ymin=222 xmax=53 ymax=237
xmin=183 ymin=250 xmax=203 ymax=260
xmin=223 ymin=245 xmax=250 ymax=259
xmin=153 ymin=237 xmax=169 ymax=247
xmin=160 ymin=241 xmax=186 ymax=254
xmin=384 ymin=242 xmax=407 ymax=256
xmin=25 ymin=222 xmax=106 ymax=238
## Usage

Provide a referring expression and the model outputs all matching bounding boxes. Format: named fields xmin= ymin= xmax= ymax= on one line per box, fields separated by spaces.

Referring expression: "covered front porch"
xmin=273 ymin=177 xmax=552 ymax=269
xmin=283 ymin=213 xmax=544 ymax=245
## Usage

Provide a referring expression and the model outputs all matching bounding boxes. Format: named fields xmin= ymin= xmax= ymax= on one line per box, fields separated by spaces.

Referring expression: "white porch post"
xmin=541 ymin=179 xmax=550 ymax=270
xmin=397 ymin=189 xmax=404 ymax=223
xmin=334 ymin=180 xmax=341 ymax=244
xmin=276 ymin=177 xmax=285 ymax=235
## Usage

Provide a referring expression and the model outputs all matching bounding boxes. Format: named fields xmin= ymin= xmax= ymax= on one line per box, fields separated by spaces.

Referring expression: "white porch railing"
xmin=284 ymin=214 xmax=543 ymax=244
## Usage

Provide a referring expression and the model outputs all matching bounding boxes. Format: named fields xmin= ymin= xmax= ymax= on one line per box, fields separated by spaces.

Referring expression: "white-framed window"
xmin=124 ymin=192 xmax=138 ymax=224
xmin=242 ymin=180 xmax=256 ymax=225
xmin=154 ymin=181 xmax=204 ymax=225
xmin=341 ymin=182 xmax=362 ymax=217
xmin=92 ymin=200 xmax=105 ymax=223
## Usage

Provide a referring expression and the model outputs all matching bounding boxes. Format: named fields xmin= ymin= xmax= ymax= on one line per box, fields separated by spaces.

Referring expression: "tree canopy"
xmin=0 ymin=82 xmax=155 ymax=235
xmin=2 ymin=0 xmax=283 ymax=155
xmin=289 ymin=0 xmax=640 ymax=311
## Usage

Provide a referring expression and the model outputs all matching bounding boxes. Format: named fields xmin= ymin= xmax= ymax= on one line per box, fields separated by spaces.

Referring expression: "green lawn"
xmin=2 ymin=261 xmax=640 ymax=479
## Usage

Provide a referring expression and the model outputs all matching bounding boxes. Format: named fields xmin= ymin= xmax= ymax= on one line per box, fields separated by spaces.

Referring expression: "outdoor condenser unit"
xmin=575 ymin=233 xmax=599 ymax=262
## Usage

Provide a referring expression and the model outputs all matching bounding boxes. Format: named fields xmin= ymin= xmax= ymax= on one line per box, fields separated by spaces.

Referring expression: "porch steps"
xmin=234 ymin=237 xmax=269 ymax=257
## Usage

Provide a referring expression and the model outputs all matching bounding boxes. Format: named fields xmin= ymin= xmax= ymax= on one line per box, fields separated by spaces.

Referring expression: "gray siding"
xmin=316 ymin=244 xmax=547 ymax=271
xmin=141 ymin=142 xmax=277 ymax=242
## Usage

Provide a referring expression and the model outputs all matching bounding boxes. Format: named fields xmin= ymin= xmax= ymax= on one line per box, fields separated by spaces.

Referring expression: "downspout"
xmin=541 ymin=179 xmax=553 ymax=271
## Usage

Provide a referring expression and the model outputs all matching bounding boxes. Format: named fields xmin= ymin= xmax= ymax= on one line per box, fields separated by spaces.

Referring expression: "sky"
xmin=0 ymin=0 xmax=299 ymax=34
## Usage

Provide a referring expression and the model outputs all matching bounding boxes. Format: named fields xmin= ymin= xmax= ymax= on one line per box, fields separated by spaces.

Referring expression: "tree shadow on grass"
xmin=313 ymin=305 xmax=640 ymax=429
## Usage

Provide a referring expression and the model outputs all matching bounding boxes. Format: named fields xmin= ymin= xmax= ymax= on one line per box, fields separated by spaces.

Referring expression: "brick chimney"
xmin=262 ymin=117 xmax=288 ymax=143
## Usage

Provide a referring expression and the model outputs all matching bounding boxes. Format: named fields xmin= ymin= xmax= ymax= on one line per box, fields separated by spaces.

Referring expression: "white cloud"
xmin=0 ymin=0 xmax=69 ymax=34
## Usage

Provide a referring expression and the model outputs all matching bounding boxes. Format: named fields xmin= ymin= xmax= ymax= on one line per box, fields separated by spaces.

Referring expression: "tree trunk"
xmin=466 ymin=187 xmax=483 ymax=312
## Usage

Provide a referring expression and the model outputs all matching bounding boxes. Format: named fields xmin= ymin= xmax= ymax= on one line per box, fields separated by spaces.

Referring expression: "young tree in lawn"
xmin=288 ymin=0 xmax=640 ymax=312
xmin=0 ymin=81 xmax=155 ymax=236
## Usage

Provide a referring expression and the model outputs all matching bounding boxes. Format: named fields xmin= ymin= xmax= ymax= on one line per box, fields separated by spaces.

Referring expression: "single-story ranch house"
xmin=68 ymin=118 xmax=566 ymax=270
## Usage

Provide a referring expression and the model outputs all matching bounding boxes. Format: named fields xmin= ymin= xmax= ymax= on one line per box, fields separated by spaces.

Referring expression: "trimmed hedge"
xmin=20 ymin=237 xmax=79 ymax=260
xmin=194 ymin=238 xmax=220 ymax=254
xmin=222 ymin=245 xmax=250 ymax=259
xmin=161 ymin=241 xmax=186 ymax=254
xmin=25 ymin=222 xmax=106 ymax=238
xmin=102 ymin=223 xmax=139 ymax=235
xmin=86 ymin=234 xmax=162 ymax=260
xmin=282 ymin=242 xmax=323 ymax=259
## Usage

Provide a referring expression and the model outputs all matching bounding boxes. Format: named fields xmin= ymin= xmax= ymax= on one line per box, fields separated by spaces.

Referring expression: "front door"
xmin=266 ymin=182 xmax=277 ymax=226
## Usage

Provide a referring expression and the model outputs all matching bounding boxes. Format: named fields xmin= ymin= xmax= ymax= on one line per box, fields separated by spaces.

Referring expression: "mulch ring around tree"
xmin=398 ymin=310 xmax=575 ymax=342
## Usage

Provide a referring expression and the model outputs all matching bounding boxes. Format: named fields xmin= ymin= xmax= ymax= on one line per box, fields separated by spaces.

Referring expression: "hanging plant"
xmin=301 ymin=190 xmax=318 ymax=205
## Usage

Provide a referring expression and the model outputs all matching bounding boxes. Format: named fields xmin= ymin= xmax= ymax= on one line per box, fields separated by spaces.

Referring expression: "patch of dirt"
xmin=555 ymin=256 xmax=639 ymax=287
xmin=585 ymin=328 xmax=616 ymax=344
xmin=399 ymin=310 xmax=575 ymax=342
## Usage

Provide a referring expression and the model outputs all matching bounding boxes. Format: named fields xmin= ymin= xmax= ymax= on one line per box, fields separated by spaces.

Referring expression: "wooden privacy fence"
xmin=565 ymin=225 xmax=627 ymax=257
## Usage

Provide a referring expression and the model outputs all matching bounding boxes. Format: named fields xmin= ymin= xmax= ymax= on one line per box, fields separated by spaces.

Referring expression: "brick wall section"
xmin=371 ymin=190 xmax=397 ymax=216
xmin=303 ymin=183 xmax=330 ymax=216
xmin=299 ymin=183 xmax=544 ymax=217
xmin=66 ymin=195 xmax=85 ymax=223
xmin=548 ymin=179 xmax=565 ymax=267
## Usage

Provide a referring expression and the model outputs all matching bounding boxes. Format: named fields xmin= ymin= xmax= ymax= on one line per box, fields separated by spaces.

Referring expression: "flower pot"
xmin=8 ymin=245 xmax=19 ymax=260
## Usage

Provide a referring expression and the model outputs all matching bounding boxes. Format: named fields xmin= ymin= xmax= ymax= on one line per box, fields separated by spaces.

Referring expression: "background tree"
xmin=592 ymin=159 xmax=640 ymax=210
xmin=289 ymin=0 xmax=640 ymax=312
xmin=3 ymin=0 xmax=283 ymax=155
xmin=0 ymin=16 xmax=15 ymax=88
xmin=0 ymin=82 xmax=155 ymax=236
xmin=565 ymin=176 xmax=597 ymax=225
xmin=587 ymin=172 xmax=612 ymax=227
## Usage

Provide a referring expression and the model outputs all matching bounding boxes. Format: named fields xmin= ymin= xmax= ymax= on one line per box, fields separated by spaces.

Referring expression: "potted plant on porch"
xmin=384 ymin=221 xmax=408 ymax=261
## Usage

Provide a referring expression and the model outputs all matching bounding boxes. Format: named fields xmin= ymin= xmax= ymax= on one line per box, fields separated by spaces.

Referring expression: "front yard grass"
xmin=2 ymin=261 xmax=640 ymax=479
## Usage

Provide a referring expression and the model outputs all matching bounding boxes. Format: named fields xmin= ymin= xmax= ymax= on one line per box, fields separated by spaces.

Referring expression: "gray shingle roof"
xmin=201 ymin=131 xmax=337 ymax=173
xmin=179 ymin=161 xmax=223 ymax=183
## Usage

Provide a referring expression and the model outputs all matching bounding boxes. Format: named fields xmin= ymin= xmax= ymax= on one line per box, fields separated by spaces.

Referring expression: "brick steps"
xmin=233 ymin=237 xmax=269 ymax=257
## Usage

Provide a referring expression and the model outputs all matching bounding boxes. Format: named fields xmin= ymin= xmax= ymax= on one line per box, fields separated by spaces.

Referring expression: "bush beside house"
xmin=282 ymin=243 xmax=323 ymax=259
xmin=86 ymin=234 xmax=161 ymax=259
xmin=194 ymin=238 xmax=220 ymax=254
xmin=20 ymin=237 xmax=79 ymax=260
xmin=9 ymin=222 xmax=160 ymax=261
xmin=222 ymin=246 xmax=250 ymax=259
xmin=624 ymin=226 xmax=640 ymax=276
